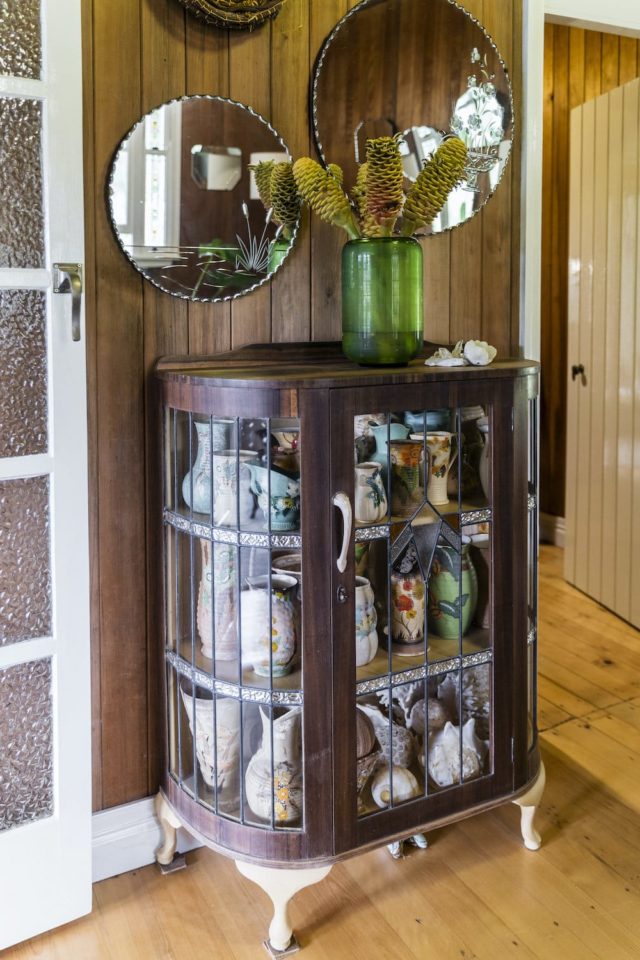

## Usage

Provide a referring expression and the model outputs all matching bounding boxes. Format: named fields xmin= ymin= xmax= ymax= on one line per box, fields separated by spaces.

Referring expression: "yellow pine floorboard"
xmin=5 ymin=546 xmax=640 ymax=959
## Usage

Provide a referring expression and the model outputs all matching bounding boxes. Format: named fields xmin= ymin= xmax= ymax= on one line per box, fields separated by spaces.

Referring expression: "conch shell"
xmin=427 ymin=718 xmax=488 ymax=787
xmin=371 ymin=764 xmax=421 ymax=808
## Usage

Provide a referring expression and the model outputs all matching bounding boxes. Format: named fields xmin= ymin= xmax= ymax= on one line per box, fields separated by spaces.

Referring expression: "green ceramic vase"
xmin=341 ymin=237 xmax=423 ymax=366
xmin=428 ymin=543 xmax=478 ymax=639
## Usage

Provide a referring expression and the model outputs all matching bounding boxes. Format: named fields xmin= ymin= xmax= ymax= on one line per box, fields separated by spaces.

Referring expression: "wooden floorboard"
xmin=9 ymin=545 xmax=640 ymax=959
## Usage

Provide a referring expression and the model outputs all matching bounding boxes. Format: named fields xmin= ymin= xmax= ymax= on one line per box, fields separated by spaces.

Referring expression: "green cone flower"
xmin=293 ymin=157 xmax=361 ymax=239
xmin=401 ymin=136 xmax=468 ymax=236
xmin=364 ymin=135 xmax=405 ymax=237
xmin=270 ymin=162 xmax=300 ymax=240
xmin=350 ymin=162 xmax=368 ymax=226
xmin=250 ymin=160 xmax=275 ymax=210
xmin=328 ymin=163 xmax=344 ymax=185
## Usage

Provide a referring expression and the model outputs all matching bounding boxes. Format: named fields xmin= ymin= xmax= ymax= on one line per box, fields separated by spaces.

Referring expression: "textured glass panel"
xmin=0 ymin=290 xmax=47 ymax=457
xmin=0 ymin=658 xmax=53 ymax=832
xmin=0 ymin=98 xmax=45 ymax=268
xmin=0 ymin=1 xmax=41 ymax=80
xmin=0 ymin=476 xmax=51 ymax=644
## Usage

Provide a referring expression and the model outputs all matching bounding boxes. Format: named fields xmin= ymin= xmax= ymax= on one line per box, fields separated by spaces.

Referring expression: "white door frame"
xmin=521 ymin=0 xmax=640 ymax=362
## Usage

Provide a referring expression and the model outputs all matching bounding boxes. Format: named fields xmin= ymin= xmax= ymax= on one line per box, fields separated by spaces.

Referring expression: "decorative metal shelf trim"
xmin=166 ymin=651 xmax=304 ymax=706
xmin=356 ymin=510 xmax=491 ymax=544
xmin=355 ymin=649 xmax=493 ymax=695
xmin=355 ymin=523 xmax=391 ymax=542
xmin=164 ymin=508 xmax=302 ymax=549
xmin=527 ymin=627 xmax=536 ymax=647
xmin=528 ymin=494 xmax=537 ymax=513
xmin=460 ymin=508 xmax=492 ymax=525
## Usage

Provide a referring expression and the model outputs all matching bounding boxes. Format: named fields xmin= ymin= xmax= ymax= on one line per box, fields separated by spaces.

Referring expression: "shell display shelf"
xmin=155 ymin=342 xmax=544 ymax=956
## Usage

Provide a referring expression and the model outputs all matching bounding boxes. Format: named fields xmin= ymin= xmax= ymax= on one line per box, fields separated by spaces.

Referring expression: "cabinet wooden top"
xmin=155 ymin=341 xmax=539 ymax=391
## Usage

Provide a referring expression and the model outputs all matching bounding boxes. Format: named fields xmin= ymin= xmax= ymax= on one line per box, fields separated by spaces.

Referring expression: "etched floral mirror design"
xmin=108 ymin=95 xmax=298 ymax=302
xmin=312 ymin=0 xmax=513 ymax=235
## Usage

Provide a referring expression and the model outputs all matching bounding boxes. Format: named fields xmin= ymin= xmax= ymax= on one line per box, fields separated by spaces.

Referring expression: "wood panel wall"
xmin=541 ymin=24 xmax=640 ymax=519
xmin=82 ymin=0 xmax=523 ymax=811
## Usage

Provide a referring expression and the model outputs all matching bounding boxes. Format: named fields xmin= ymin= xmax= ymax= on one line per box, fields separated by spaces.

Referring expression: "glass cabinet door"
xmin=163 ymin=410 xmax=306 ymax=833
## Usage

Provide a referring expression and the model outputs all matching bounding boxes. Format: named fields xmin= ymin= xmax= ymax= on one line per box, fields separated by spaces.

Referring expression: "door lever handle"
xmin=571 ymin=363 xmax=585 ymax=383
xmin=332 ymin=492 xmax=352 ymax=574
xmin=53 ymin=263 xmax=83 ymax=342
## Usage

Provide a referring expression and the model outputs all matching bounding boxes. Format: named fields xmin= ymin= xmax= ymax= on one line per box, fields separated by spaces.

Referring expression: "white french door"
xmin=0 ymin=0 xmax=91 ymax=948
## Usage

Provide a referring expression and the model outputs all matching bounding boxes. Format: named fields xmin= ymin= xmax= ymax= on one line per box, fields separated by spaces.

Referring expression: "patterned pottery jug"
xmin=212 ymin=449 xmax=255 ymax=526
xmin=246 ymin=463 xmax=300 ymax=531
xmin=355 ymin=576 xmax=378 ymax=666
xmin=354 ymin=461 xmax=388 ymax=523
xmin=182 ymin=421 xmax=212 ymax=514
xmin=370 ymin=421 xmax=410 ymax=475
xmin=428 ymin=542 xmax=478 ymax=639
xmin=245 ymin=707 xmax=303 ymax=824
xmin=391 ymin=569 xmax=425 ymax=645
xmin=240 ymin=574 xmax=298 ymax=677
xmin=197 ymin=539 xmax=238 ymax=660
xmin=180 ymin=690 xmax=240 ymax=795
xmin=389 ymin=439 xmax=424 ymax=517
xmin=424 ymin=431 xmax=458 ymax=505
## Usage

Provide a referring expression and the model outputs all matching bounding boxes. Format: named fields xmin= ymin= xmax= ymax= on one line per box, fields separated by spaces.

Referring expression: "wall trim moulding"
xmin=92 ymin=797 xmax=201 ymax=883
xmin=540 ymin=512 xmax=566 ymax=548
xmin=545 ymin=0 xmax=640 ymax=37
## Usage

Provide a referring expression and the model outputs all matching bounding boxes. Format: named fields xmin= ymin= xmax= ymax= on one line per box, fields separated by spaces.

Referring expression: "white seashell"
xmin=437 ymin=667 xmax=490 ymax=739
xmin=427 ymin=718 xmax=488 ymax=787
xmin=371 ymin=764 xmax=421 ymax=808
xmin=377 ymin=682 xmax=423 ymax=725
xmin=463 ymin=339 xmax=497 ymax=366
xmin=408 ymin=697 xmax=449 ymax=736
xmin=358 ymin=702 xmax=416 ymax=768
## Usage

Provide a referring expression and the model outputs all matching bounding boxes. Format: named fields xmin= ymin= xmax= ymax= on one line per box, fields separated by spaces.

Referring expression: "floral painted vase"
xmin=354 ymin=461 xmax=388 ymax=523
xmin=197 ymin=539 xmax=238 ymax=661
xmin=391 ymin=570 xmax=425 ymax=645
xmin=240 ymin=574 xmax=298 ymax=677
xmin=418 ymin=431 xmax=459 ymax=506
xmin=389 ymin=439 xmax=424 ymax=517
xmin=428 ymin=542 xmax=478 ymax=639
xmin=245 ymin=707 xmax=303 ymax=824
xmin=246 ymin=463 xmax=300 ymax=531
xmin=355 ymin=576 xmax=378 ymax=666
xmin=370 ymin=421 xmax=411 ymax=474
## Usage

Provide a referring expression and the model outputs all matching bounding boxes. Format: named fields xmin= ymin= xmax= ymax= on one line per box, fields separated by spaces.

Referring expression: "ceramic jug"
xmin=411 ymin=431 xmax=458 ymax=506
xmin=197 ymin=539 xmax=238 ymax=661
xmin=370 ymin=421 xmax=411 ymax=475
xmin=245 ymin=707 xmax=303 ymax=824
xmin=389 ymin=439 xmax=424 ymax=516
xmin=428 ymin=541 xmax=478 ymax=639
xmin=180 ymin=689 xmax=240 ymax=796
xmin=354 ymin=461 xmax=388 ymax=523
xmin=391 ymin=569 xmax=426 ymax=645
xmin=355 ymin=576 xmax=378 ymax=666
xmin=246 ymin=462 xmax=300 ymax=531
xmin=182 ymin=419 xmax=236 ymax=514
xmin=240 ymin=574 xmax=298 ymax=677
xmin=212 ymin=449 xmax=255 ymax=526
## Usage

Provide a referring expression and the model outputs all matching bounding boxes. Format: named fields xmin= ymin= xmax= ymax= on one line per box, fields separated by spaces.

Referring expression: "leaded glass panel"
xmin=0 ymin=97 xmax=45 ymax=268
xmin=0 ymin=1 xmax=41 ymax=80
xmin=0 ymin=289 xmax=47 ymax=457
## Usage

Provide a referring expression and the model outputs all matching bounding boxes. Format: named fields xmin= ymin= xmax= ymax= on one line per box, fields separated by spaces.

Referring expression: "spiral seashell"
xmin=427 ymin=718 xmax=488 ymax=788
xmin=408 ymin=697 xmax=449 ymax=737
xmin=371 ymin=764 xmax=420 ymax=808
xmin=356 ymin=707 xmax=377 ymax=759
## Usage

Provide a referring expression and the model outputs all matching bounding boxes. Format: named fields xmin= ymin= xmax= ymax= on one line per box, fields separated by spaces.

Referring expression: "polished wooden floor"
xmin=10 ymin=546 xmax=640 ymax=959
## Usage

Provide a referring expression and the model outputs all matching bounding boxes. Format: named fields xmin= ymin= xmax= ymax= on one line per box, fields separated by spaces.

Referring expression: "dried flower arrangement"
xmin=178 ymin=0 xmax=286 ymax=30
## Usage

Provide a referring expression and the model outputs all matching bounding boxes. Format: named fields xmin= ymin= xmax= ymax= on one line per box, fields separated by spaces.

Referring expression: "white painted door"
xmin=0 ymin=0 xmax=91 ymax=948
xmin=565 ymin=78 xmax=640 ymax=628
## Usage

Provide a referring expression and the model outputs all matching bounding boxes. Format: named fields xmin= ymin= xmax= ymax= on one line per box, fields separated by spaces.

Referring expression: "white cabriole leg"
xmin=512 ymin=761 xmax=546 ymax=851
xmin=236 ymin=860 xmax=332 ymax=956
xmin=154 ymin=792 xmax=183 ymax=865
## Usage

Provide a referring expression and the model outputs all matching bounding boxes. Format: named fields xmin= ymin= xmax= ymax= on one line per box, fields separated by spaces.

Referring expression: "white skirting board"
xmin=92 ymin=797 xmax=201 ymax=884
xmin=540 ymin=512 xmax=566 ymax=548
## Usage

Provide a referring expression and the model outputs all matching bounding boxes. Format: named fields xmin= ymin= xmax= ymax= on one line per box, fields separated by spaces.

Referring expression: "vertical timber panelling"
xmin=84 ymin=0 xmax=524 ymax=808
xmin=541 ymin=26 xmax=640 ymax=521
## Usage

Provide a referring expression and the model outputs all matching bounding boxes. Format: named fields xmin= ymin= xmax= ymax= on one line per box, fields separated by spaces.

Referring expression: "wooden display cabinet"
xmin=154 ymin=343 xmax=544 ymax=957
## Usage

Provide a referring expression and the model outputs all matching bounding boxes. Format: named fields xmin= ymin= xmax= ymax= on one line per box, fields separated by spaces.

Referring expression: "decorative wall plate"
xmin=107 ymin=95 xmax=298 ymax=303
xmin=312 ymin=0 xmax=514 ymax=236
xmin=177 ymin=0 xmax=286 ymax=30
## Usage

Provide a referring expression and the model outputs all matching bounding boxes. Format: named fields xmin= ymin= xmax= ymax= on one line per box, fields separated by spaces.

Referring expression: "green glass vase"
xmin=341 ymin=237 xmax=423 ymax=366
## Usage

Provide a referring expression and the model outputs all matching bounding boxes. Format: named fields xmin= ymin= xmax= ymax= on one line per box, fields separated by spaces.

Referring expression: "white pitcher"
xmin=245 ymin=707 xmax=303 ymax=824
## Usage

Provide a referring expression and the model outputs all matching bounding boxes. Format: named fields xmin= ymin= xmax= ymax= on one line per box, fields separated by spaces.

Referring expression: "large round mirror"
xmin=312 ymin=0 xmax=513 ymax=235
xmin=108 ymin=95 xmax=298 ymax=302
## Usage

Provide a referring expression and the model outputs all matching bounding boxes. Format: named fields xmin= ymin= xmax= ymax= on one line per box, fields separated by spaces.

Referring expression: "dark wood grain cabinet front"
xmin=154 ymin=343 xmax=543 ymax=951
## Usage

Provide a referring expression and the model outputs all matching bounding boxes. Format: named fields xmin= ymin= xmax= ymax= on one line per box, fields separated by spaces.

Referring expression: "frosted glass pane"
xmin=0 ymin=659 xmax=53 ymax=832
xmin=0 ymin=290 xmax=47 ymax=457
xmin=0 ymin=476 xmax=52 ymax=645
xmin=0 ymin=98 xmax=45 ymax=268
xmin=0 ymin=1 xmax=42 ymax=80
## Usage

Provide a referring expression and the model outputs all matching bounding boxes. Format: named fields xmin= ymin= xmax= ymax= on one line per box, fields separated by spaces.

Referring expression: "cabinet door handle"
xmin=332 ymin=492 xmax=352 ymax=574
xmin=53 ymin=263 xmax=83 ymax=342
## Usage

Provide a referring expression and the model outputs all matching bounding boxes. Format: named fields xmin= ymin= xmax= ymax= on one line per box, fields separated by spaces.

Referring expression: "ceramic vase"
xmin=182 ymin=421 xmax=212 ymax=514
xmin=354 ymin=413 xmax=385 ymax=464
xmin=246 ymin=462 xmax=300 ymax=531
xmin=389 ymin=439 xmax=424 ymax=517
xmin=390 ymin=570 xmax=425 ymax=646
xmin=197 ymin=539 xmax=238 ymax=660
xmin=355 ymin=576 xmax=378 ymax=666
xmin=428 ymin=542 xmax=478 ymax=639
xmin=421 ymin=431 xmax=458 ymax=506
xmin=403 ymin=409 xmax=450 ymax=433
xmin=370 ymin=421 xmax=411 ymax=473
xmin=341 ymin=237 xmax=423 ymax=366
xmin=240 ymin=574 xmax=298 ymax=677
xmin=354 ymin=461 xmax=388 ymax=523
xmin=212 ymin=450 xmax=255 ymax=526
xmin=180 ymin=689 xmax=240 ymax=795
xmin=245 ymin=707 xmax=303 ymax=824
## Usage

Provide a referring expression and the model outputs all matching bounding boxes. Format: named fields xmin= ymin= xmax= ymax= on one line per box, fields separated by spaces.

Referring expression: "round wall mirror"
xmin=312 ymin=0 xmax=513 ymax=235
xmin=108 ymin=95 xmax=298 ymax=302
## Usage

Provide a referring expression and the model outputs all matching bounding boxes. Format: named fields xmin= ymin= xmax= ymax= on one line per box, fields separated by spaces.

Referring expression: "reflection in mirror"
xmin=108 ymin=95 xmax=298 ymax=302
xmin=313 ymin=0 xmax=513 ymax=235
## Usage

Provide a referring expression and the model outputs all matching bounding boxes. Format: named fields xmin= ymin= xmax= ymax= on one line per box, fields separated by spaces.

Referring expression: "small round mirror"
xmin=108 ymin=95 xmax=298 ymax=302
xmin=312 ymin=0 xmax=513 ymax=235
